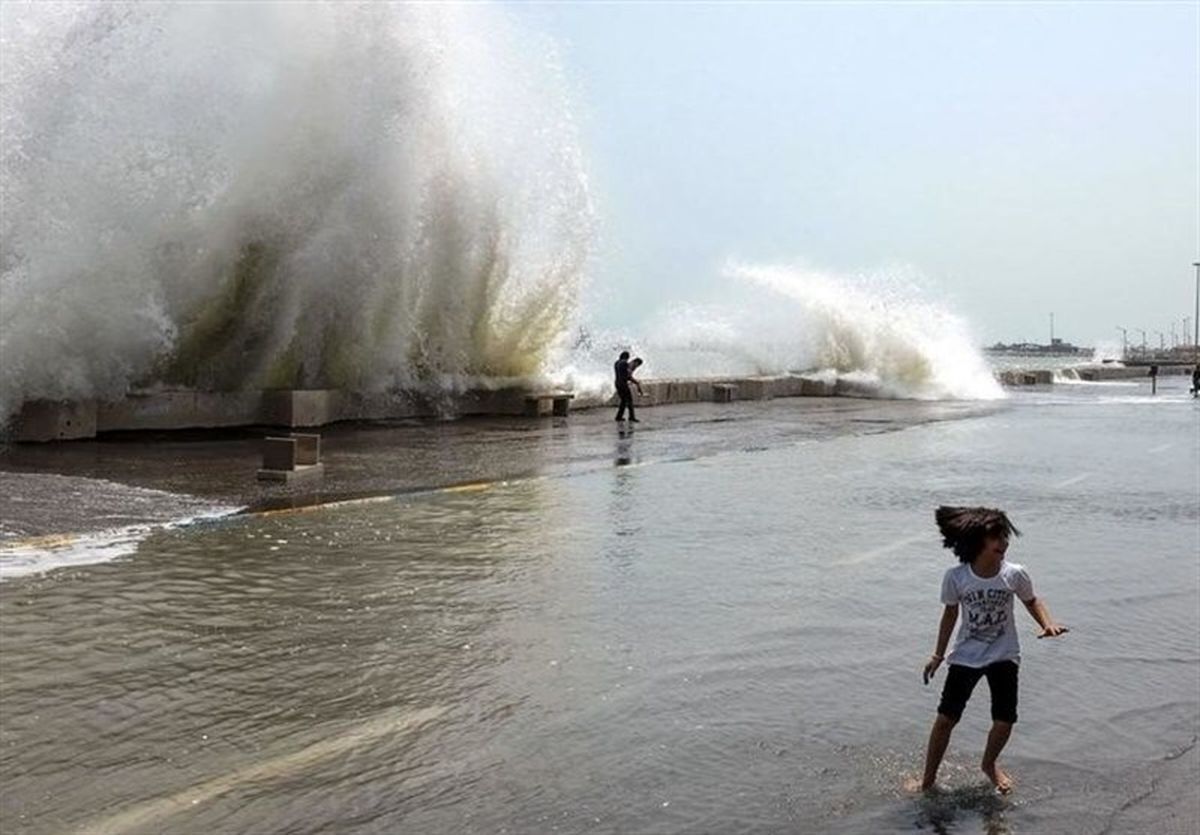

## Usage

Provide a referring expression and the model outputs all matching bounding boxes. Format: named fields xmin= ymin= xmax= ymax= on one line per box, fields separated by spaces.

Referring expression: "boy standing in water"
xmin=920 ymin=507 xmax=1068 ymax=793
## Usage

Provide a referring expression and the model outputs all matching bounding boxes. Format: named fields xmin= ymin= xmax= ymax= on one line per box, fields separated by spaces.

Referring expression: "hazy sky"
xmin=509 ymin=2 xmax=1198 ymax=347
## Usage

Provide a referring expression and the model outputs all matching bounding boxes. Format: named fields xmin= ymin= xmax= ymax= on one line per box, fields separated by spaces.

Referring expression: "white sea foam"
xmin=0 ymin=509 xmax=237 ymax=581
xmin=0 ymin=471 xmax=239 ymax=579
xmin=557 ymin=263 xmax=1004 ymax=401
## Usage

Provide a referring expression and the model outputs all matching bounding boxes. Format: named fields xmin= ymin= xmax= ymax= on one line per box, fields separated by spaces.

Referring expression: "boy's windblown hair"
xmin=935 ymin=506 xmax=1021 ymax=563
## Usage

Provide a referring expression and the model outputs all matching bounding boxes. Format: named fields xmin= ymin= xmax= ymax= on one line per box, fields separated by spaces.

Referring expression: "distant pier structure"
xmin=985 ymin=339 xmax=1089 ymax=357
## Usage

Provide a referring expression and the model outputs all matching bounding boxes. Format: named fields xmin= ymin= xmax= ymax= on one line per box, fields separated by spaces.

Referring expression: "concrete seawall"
xmin=6 ymin=373 xmax=844 ymax=442
xmin=996 ymin=363 xmax=1194 ymax=386
xmin=11 ymin=361 xmax=1192 ymax=441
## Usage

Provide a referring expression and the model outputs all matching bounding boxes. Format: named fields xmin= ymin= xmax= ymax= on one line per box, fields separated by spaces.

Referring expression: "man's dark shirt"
xmin=614 ymin=358 xmax=631 ymax=387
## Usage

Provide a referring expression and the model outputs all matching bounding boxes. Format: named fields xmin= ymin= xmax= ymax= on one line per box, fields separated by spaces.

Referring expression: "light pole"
xmin=1192 ymin=261 xmax=1199 ymax=360
xmin=1137 ymin=329 xmax=1147 ymax=355
xmin=1157 ymin=331 xmax=1165 ymax=351
xmin=1115 ymin=326 xmax=1128 ymax=359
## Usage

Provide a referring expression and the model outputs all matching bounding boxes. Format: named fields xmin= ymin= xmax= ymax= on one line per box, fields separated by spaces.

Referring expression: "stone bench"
xmin=257 ymin=433 xmax=324 ymax=482
xmin=523 ymin=392 xmax=575 ymax=417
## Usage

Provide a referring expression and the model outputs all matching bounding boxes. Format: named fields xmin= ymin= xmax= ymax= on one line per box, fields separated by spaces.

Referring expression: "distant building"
xmin=986 ymin=338 xmax=1089 ymax=356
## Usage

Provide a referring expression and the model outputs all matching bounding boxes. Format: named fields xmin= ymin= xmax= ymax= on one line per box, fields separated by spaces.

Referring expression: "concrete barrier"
xmin=834 ymin=377 xmax=878 ymax=398
xmin=97 ymin=390 xmax=262 ymax=431
xmin=10 ymin=399 xmax=98 ymax=442
xmin=996 ymin=364 xmax=1193 ymax=385
xmin=713 ymin=384 xmax=737 ymax=403
xmin=522 ymin=392 xmax=574 ymax=417
xmin=800 ymin=376 xmax=836 ymax=396
xmin=6 ymin=372 xmax=841 ymax=442
xmin=262 ymin=389 xmax=340 ymax=427
xmin=735 ymin=378 xmax=773 ymax=400
xmin=1073 ymin=365 xmax=1188 ymax=381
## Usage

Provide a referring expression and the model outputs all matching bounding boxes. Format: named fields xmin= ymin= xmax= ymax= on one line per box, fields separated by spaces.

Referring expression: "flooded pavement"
xmin=0 ymin=397 xmax=992 ymax=534
xmin=0 ymin=380 xmax=1197 ymax=833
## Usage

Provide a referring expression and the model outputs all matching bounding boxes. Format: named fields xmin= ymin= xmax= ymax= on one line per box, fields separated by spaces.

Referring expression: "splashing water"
xmin=560 ymin=263 xmax=1003 ymax=401
xmin=0 ymin=2 xmax=593 ymax=421
xmin=2 ymin=3 xmax=1000 ymax=417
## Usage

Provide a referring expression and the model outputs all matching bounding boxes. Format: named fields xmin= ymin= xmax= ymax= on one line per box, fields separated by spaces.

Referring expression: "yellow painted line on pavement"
xmin=1051 ymin=473 xmax=1090 ymax=489
xmin=835 ymin=533 xmax=927 ymax=566
xmin=252 ymin=494 xmax=397 ymax=519
xmin=441 ymin=481 xmax=495 ymax=494
xmin=0 ymin=532 xmax=81 ymax=552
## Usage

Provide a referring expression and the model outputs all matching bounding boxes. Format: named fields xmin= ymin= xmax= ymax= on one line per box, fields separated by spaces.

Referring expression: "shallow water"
xmin=1 ymin=378 xmax=1197 ymax=833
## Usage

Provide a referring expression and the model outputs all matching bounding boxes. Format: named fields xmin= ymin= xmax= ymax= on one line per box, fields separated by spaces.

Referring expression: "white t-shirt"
xmin=941 ymin=561 xmax=1035 ymax=668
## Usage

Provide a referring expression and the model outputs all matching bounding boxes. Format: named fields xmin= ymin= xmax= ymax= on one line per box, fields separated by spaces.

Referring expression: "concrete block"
xmin=800 ymin=377 xmax=835 ymax=396
xmin=262 ymin=390 xmax=340 ymax=427
xmin=10 ymin=399 xmax=98 ymax=442
xmin=713 ymin=384 xmax=737 ymax=403
xmin=257 ymin=462 xmax=324 ymax=483
xmin=638 ymin=381 xmax=670 ymax=406
xmin=770 ymin=375 xmax=806 ymax=398
xmin=261 ymin=436 xmax=298 ymax=470
xmin=669 ymin=381 xmax=701 ymax=403
xmin=522 ymin=392 xmax=574 ymax=417
xmin=736 ymin=378 xmax=773 ymax=400
xmin=290 ymin=433 xmax=320 ymax=466
xmin=258 ymin=435 xmax=324 ymax=482
xmin=996 ymin=369 xmax=1055 ymax=386
xmin=97 ymin=390 xmax=262 ymax=431
xmin=523 ymin=396 xmax=552 ymax=417
xmin=453 ymin=387 xmax=527 ymax=416
xmin=834 ymin=377 xmax=876 ymax=398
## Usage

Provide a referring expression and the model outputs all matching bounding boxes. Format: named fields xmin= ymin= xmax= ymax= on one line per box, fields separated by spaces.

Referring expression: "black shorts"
xmin=937 ymin=660 xmax=1019 ymax=724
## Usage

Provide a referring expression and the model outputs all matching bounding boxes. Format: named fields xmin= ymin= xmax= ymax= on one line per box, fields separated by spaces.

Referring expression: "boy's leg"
xmin=981 ymin=661 xmax=1019 ymax=792
xmin=921 ymin=664 xmax=984 ymax=790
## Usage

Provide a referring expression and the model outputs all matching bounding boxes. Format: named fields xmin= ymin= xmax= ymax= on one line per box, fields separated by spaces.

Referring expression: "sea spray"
xmin=558 ymin=262 xmax=1003 ymax=401
xmin=0 ymin=2 xmax=593 ymax=421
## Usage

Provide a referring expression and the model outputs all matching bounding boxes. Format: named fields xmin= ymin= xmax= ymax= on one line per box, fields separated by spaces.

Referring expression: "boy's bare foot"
xmin=981 ymin=762 xmax=1013 ymax=793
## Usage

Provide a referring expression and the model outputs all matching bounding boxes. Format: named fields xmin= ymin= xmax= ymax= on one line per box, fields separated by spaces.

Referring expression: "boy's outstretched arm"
xmin=923 ymin=605 xmax=958 ymax=684
xmin=1022 ymin=597 xmax=1069 ymax=638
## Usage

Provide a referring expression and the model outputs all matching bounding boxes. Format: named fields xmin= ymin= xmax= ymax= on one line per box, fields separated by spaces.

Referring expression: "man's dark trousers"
xmin=615 ymin=383 xmax=635 ymax=420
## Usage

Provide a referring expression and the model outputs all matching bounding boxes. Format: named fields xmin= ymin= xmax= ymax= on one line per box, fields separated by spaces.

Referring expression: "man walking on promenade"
xmin=614 ymin=351 xmax=638 ymax=422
